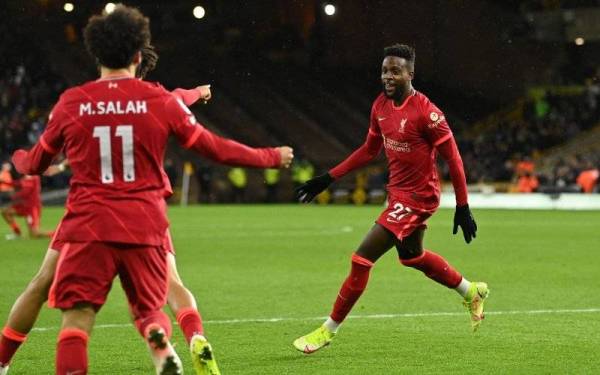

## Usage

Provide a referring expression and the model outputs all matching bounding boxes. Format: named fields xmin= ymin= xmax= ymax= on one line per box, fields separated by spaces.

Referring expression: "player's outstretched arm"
xmin=437 ymin=137 xmax=477 ymax=243
xmin=296 ymin=132 xmax=382 ymax=203
xmin=171 ymin=85 xmax=211 ymax=106
xmin=189 ymin=128 xmax=292 ymax=168
xmin=167 ymin=95 xmax=292 ymax=169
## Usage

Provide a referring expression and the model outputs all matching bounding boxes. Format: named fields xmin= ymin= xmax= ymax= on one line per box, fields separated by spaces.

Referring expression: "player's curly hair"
xmin=384 ymin=43 xmax=415 ymax=66
xmin=136 ymin=44 xmax=159 ymax=78
xmin=84 ymin=4 xmax=151 ymax=69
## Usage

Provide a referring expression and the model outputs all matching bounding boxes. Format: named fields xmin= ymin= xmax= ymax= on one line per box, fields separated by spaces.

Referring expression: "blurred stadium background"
xmin=1 ymin=0 xmax=600 ymax=207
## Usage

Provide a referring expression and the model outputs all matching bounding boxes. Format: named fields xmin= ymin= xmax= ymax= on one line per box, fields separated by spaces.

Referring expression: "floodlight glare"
xmin=105 ymin=3 xmax=116 ymax=14
xmin=324 ymin=4 xmax=336 ymax=16
xmin=193 ymin=6 xmax=206 ymax=19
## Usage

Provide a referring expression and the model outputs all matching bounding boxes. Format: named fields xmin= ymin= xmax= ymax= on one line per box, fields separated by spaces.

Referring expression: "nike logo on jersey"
xmin=377 ymin=116 xmax=387 ymax=121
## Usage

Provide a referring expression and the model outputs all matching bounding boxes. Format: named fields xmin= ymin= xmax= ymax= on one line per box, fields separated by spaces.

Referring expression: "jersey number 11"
xmin=93 ymin=125 xmax=135 ymax=184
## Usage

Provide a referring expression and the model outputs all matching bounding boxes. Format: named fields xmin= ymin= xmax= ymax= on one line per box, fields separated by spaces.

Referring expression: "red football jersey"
xmin=371 ymin=91 xmax=451 ymax=202
xmin=331 ymin=91 xmax=452 ymax=208
xmin=15 ymin=76 xmax=280 ymax=245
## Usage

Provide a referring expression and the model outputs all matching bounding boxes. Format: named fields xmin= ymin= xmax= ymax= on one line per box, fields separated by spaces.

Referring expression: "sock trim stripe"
xmin=58 ymin=328 xmax=88 ymax=343
xmin=175 ymin=307 xmax=199 ymax=323
xmin=351 ymin=253 xmax=374 ymax=267
xmin=2 ymin=327 xmax=27 ymax=343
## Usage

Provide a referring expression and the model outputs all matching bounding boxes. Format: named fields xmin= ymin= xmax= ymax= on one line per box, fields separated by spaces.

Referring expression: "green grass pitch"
xmin=1 ymin=205 xmax=600 ymax=374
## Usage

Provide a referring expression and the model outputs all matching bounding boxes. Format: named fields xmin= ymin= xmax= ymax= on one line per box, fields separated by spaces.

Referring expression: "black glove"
xmin=453 ymin=204 xmax=477 ymax=244
xmin=295 ymin=173 xmax=334 ymax=203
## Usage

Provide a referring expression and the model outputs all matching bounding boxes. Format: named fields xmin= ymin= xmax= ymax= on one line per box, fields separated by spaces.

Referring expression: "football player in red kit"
xmin=1 ymin=175 xmax=53 ymax=239
xmin=0 ymin=43 xmax=221 ymax=375
xmin=7 ymin=5 xmax=292 ymax=375
xmin=293 ymin=43 xmax=487 ymax=354
xmin=0 ymin=45 xmax=218 ymax=374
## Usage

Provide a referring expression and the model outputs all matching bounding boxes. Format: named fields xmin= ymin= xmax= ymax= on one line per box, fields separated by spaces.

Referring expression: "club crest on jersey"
xmin=398 ymin=118 xmax=407 ymax=133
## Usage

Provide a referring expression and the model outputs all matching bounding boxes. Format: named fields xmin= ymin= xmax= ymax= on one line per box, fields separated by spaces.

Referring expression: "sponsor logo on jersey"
xmin=382 ymin=135 xmax=411 ymax=152
xmin=79 ymin=101 xmax=148 ymax=116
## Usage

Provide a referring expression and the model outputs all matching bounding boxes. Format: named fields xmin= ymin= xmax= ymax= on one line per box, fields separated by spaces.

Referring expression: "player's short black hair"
xmin=383 ymin=43 xmax=415 ymax=66
xmin=136 ymin=44 xmax=158 ymax=78
xmin=84 ymin=4 xmax=151 ymax=69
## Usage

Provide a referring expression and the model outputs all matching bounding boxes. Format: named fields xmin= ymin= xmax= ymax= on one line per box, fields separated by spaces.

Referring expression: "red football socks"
xmin=330 ymin=253 xmax=374 ymax=323
xmin=135 ymin=311 xmax=172 ymax=339
xmin=0 ymin=326 xmax=27 ymax=367
xmin=56 ymin=328 xmax=88 ymax=375
xmin=401 ymin=250 xmax=462 ymax=288
xmin=9 ymin=222 xmax=21 ymax=236
xmin=176 ymin=307 xmax=204 ymax=344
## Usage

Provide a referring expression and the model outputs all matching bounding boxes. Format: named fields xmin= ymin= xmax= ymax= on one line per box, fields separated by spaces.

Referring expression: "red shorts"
xmin=13 ymin=204 xmax=40 ymax=230
xmin=50 ymin=228 xmax=175 ymax=254
xmin=376 ymin=195 xmax=437 ymax=240
xmin=48 ymin=241 xmax=168 ymax=319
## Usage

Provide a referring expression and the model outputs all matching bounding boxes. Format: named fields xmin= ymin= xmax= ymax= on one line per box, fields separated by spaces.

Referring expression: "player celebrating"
xmin=293 ymin=44 xmax=487 ymax=354
xmin=8 ymin=5 xmax=292 ymax=375
xmin=1 ymin=174 xmax=53 ymax=239
xmin=0 ymin=46 xmax=221 ymax=375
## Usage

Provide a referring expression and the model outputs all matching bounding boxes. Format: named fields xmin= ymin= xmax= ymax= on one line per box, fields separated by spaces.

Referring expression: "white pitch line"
xmin=30 ymin=308 xmax=600 ymax=332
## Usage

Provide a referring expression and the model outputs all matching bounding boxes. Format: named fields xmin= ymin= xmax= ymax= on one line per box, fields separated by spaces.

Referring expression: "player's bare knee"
xmin=61 ymin=304 xmax=96 ymax=333
xmin=396 ymin=242 xmax=423 ymax=260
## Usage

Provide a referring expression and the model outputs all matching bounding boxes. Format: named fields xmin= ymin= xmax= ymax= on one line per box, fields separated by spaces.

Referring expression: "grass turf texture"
xmin=1 ymin=205 xmax=600 ymax=374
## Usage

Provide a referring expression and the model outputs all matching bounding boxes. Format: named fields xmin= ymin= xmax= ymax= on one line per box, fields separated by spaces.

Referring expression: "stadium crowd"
xmin=454 ymin=76 xmax=600 ymax=193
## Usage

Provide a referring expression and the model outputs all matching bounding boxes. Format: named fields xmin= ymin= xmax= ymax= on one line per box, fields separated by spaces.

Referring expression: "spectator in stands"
xmin=228 ymin=167 xmax=247 ymax=203
xmin=576 ymin=161 xmax=599 ymax=193
xmin=517 ymin=172 xmax=539 ymax=193
xmin=196 ymin=165 xmax=214 ymax=203
xmin=292 ymin=158 xmax=315 ymax=191
xmin=264 ymin=168 xmax=280 ymax=203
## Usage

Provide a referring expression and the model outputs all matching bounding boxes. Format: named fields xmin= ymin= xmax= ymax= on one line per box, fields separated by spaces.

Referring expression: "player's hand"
xmin=277 ymin=146 xmax=294 ymax=168
xmin=453 ymin=204 xmax=477 ymax=244
xmin=197 ymin=84 xmax=211 ymax=104
xmin=44 ymin=165 xmax=62 ymax=176
xmin=295 ymin=173 xmax=334 ymax=203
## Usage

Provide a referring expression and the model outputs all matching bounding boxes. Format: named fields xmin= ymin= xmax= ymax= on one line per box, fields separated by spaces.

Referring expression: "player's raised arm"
xmin=166 ymin=95 xmax=293 ymax=168
xmin=295 ymin=106 xmax=383 ymax=203
xmin=437 ymin=137 xmax=477 ymax=243
xmin=171 ymin=85 xmax=211 ymax=106
xmin=12 ymin=103 xmax=65 ymax=175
